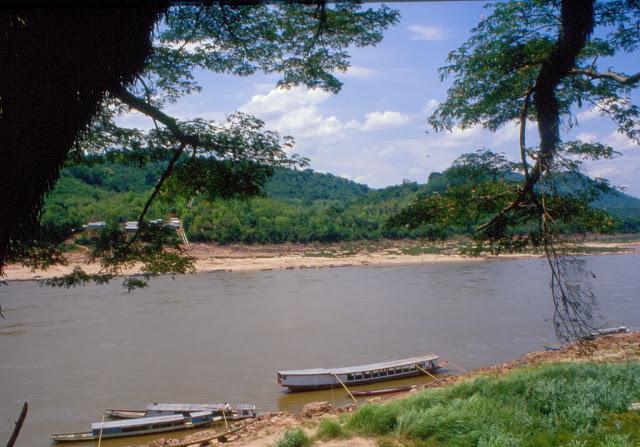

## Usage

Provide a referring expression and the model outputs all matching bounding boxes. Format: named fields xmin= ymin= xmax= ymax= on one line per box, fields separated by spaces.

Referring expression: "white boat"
xmin=591 ymin=326 xmax=629 ymax=336
xmin=277 ymin=354 xmax=440 ymax=391
xmin=104 ymin=402 xmax=256 ymax=420
xmin=50 ymin=411 xmax=219 ymax=443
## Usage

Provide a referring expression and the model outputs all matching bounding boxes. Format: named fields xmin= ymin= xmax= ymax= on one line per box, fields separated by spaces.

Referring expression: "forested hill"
xmin=43 ymin=162 xmax=640 ymax=244
xmin=264 ymin=168 xmax=370 ymax=200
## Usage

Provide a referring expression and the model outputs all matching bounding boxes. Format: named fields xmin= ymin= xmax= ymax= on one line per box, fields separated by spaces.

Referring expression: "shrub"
xmin=315 ymin=417 xmax=347 ymax=440
xmin=275 ymin=428 xmax=311 ymax=447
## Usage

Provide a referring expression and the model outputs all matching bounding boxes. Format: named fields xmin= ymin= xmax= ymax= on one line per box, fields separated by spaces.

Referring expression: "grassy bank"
xmin=276 ymin=362 xmax=640 ymax=447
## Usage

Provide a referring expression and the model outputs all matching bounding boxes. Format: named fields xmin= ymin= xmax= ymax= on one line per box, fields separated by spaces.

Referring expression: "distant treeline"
xmin=42 ymin=161 xmax=640 ymax=244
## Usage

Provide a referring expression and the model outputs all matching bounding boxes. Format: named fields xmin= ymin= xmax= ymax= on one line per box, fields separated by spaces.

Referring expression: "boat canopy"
xmin=237 ymin=404 xmax=256 ymax=410
xmin=146 ymin=403 xmax=228 ymax=412
xmin=91 ymin=414 xmax=184 ymax=431
xmin=278 ymin=355 xmax=439 ymax=376
xmin=189 ymin=411 xmax=213 ymax=418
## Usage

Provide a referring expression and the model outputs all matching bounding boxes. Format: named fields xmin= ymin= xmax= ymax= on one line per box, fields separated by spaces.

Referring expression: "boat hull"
xmin=50 ymin=417 xmax=218 ymax=442
xmin=104 ymin=408 xmax=255 ymax=420
xmin=352 ymin=385 xmax=416 ymax=397
xmin=284 ymin=366 xmax=441 ymax=392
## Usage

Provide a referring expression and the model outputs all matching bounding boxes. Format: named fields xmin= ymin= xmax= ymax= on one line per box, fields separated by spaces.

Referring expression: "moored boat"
xmin=50 ymin=411 xmax=219 ymax=443
xmin=104 ymin=403 xmax=256 ymax=420
xmin=277 ymin=354 xmax=440 ymax=391
xmin=591 ymin=326 xmax=629 ymax=337
xmin=351 ymin=385 xmax=416 ymax=397
xmin=543 ymin=345 xmax=561 ymax=351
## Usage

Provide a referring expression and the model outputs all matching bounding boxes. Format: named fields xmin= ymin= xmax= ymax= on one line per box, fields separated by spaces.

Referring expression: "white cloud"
xmin=423 ymin=99 xmax=439 ymax=115
xmin=115 ymin=110 xmax=155 ymax=131
xmin=408 ymin=25 xmax=450 ymax=41
xmin=377 ymin=145 xmax=397 ymax=158
xmin=361 ymin=111 xmax=411 ymax=131
xmin=241 ymin=86 xmax=330 ymax=116
xmin=577 ymin=107 xmax=601 ymax=122
xmin=340 ymin=65 xmax=379 ymax=79
xmin=604 ymin=131 xmax=639 ymax=151
xmin=238 ymin=86 xmax=351 ymax=140
xmin=576 ymin=132 xmax=598 ymax=143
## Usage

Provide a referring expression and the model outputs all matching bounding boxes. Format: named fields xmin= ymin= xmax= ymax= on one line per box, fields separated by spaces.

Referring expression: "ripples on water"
xmin=1 ymin=254 xmax=639 ymax=446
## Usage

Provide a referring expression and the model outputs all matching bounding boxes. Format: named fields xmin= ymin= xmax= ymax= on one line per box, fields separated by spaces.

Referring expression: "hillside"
xmin=42 ymin=161 xmax=640 ymax=244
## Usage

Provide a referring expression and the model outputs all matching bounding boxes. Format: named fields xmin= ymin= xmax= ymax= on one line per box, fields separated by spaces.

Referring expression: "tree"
xmin=390 ymin=0 xmax=640 ymax=340
xmin=1 ymin=2 xmax=399 ymax=289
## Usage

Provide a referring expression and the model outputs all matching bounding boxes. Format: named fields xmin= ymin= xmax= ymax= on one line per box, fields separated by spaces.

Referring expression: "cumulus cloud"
xmin=576 ymin=132 xmax=598 ymax=143
xmin=408 ymin=25 xmax=450 ymax=41
xmin=361 ymin=111 xmax=411 ymax=131
xmin=239 ymin=86 xmax=350 ymax=139
xmin=241 ymin=86 xmax=330 ymax=116
xmin=339 ymin=65 xmax=379 ymax=79
xmin=423 ymin=99 xmax=439 ymax=115
xmin=577 ymin=107 xmax=601 ymax=122
xmin=603 ymin=131 xmax=640 ymax=151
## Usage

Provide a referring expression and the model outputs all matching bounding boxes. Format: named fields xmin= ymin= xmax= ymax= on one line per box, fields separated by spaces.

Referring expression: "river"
xmin=1 ymin=254 xmax=639 ymax=446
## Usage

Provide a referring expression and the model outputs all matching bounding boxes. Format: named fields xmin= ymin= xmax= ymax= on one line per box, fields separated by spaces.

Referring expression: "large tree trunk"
xmin=0 ymin=7 xmax=164 ymax=273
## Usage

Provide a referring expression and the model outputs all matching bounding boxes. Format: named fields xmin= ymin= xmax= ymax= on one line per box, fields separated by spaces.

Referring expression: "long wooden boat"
xmin=591 ymin=326 xmax=629 ymax=336
xmin=104 ymin=403 xmax=256 ymax=420
xmin=351 ymin=385 xmax=416 ymax=397
xmin=277 ymin=354 xmax=440 ymax=391
xmin=50 ymin=411 xmax=220 ymax=443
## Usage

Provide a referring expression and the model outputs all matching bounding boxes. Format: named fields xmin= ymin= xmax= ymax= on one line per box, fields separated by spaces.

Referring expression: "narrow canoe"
xmin=50 ymin=412 xmax=219 ymax=443
xmin=104 ymin=403 xmax=256 ymax=420
xmin=351 ymin=385 xmax=416 ymax=397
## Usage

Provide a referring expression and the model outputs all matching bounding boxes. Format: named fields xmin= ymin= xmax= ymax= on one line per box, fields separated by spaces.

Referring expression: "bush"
xmin=275 ymin=428 xmax=311 ymax=447
xmin=315 ymin=417 xmax=347 ymax=440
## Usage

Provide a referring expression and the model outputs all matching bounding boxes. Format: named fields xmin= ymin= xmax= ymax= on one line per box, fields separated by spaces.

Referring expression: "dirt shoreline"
xmin=4 ymin=239 xmax=639 ymax=282
xmin=140 ymin=332 xmax=640 ymax=447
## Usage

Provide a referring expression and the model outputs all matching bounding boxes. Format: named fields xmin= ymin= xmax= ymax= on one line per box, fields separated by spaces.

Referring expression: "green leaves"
xmin=429 ymin=0 xmax=640 ymax=144
xmin=387 ymin=150 xmax=618 ymax=253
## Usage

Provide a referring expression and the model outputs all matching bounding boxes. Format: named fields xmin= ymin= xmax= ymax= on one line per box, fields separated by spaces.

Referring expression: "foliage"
xmin=348 ymin=362 xmax=640 ymax=447
xmin=392 ymin=0 xmax=640 ymax=341
xmin=11 ymin=2 xmax=399 ymax=288
xmin=275 ymin=428 xmax=312 ymax=447
xmin=388 ymin=150 xmax=619 ymax=253
xmin=42 ymin=158 xmax=640 ymax=247
xmin=429 ymin=0 xmax=640 ymax=137
xmin=315 ymin=418 xmax=348 ymax=441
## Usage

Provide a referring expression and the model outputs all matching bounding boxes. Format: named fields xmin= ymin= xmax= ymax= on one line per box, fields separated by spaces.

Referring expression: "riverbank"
xmin=149 ymin=332 xmax=640 ymax=447
xmin=4 ymin=237 xmax=640 ymax=281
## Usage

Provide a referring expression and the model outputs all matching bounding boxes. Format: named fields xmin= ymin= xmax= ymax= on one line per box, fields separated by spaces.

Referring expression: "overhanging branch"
xmin=571 ymin=68 xmax=640 ymax=85
xmin=112 ymin=86 xmax=202 ymax=148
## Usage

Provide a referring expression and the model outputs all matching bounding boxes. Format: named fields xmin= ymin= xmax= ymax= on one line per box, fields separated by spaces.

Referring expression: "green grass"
xmin=315 ymin=417 xmax=348 ymax=441
xmin=275 ymin=428 xmax=312 ymax=447
xmin=347 ymin=362 xmax=640 ymax=447
xmin=398 ymin=245 xmax=446 ymax=256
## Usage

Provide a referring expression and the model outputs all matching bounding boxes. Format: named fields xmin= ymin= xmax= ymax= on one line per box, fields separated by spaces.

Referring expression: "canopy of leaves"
xmin=5 ymin=2 xmax=400 ymax=289
xmin=429 ymin=0 xmax=640 ymax=141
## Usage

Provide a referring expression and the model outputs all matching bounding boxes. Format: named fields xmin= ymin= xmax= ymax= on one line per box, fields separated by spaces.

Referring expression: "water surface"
xmin=1 ymin=254 xmax=638 ymax=446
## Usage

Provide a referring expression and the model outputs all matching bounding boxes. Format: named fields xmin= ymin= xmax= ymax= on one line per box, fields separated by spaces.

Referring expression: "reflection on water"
xmin=1 ymin=254 xmax=639 ymax=446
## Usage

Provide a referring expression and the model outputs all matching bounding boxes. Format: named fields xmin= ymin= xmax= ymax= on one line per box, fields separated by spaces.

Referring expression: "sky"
xmin=120 ymin=1 xmax=640 ymax=196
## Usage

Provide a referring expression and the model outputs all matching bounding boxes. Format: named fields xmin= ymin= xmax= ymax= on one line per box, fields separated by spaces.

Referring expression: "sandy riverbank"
xmin=138 ymin=332 xmax=640 ymax=447
xmin=4 ymin=239 xmax=639 ymax=282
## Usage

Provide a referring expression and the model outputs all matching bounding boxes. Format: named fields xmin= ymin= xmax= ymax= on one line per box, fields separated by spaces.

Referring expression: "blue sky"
xmin=120 ymin=2 xmax=640 ymax=196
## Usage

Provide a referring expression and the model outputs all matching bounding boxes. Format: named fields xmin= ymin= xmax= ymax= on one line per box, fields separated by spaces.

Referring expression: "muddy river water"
xmin=1 ymin=254 xmax=639 ymax=445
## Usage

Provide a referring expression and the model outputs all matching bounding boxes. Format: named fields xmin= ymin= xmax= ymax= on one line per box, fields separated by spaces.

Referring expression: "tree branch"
xmin=519 ymin=87 xmax=533 ymax=183
xmin=137 ymin=142 xmax=187 ymax=229
xmin=477 ymin=0 xmax=596 ymax=235
xmin=571 ymin=68 xmax=640 ymax=85
xmin=111 ymin=86 xmax=201 ymax=148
